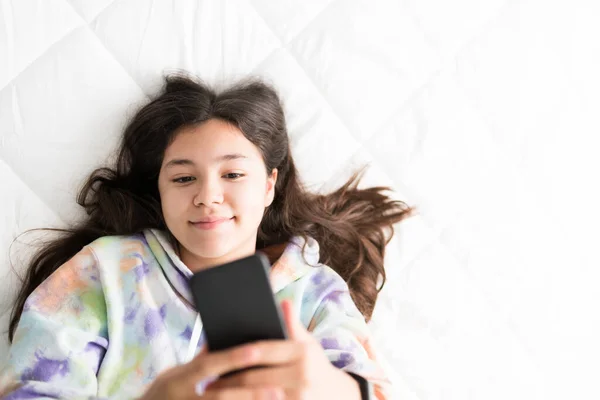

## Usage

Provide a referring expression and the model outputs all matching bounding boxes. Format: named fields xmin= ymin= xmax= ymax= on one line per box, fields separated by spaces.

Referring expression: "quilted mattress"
xmin=1 ymin=0 xmax=599 ymax=399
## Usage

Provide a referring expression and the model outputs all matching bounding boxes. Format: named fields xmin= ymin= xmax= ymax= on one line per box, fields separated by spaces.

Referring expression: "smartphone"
xmin=188 ymin=251 xmax=288 ymax=376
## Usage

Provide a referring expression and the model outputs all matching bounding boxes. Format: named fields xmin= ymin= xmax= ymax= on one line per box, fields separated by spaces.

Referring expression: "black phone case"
xmin=188 ymin=252 xmax=288 ymax=377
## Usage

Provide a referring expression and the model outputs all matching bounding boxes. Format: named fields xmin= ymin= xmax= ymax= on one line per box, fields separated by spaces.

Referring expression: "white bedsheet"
xmin=2 ymin=1 xmax=599 ymax=399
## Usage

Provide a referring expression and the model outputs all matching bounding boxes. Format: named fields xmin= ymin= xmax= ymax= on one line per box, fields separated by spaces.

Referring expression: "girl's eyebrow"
xmin=163 ymin=153 xmax=248 ymax=169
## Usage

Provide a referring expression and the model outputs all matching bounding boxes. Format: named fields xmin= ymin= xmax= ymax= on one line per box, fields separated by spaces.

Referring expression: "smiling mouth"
xmin=190 ymin=217 xmax=234 ymax=230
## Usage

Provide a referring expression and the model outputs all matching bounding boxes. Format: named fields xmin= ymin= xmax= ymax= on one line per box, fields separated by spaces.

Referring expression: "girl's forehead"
xmin=171 ymin=120 xmax=244 ymax=145
xmin=164 ymin=121 xmax=262 ymax=163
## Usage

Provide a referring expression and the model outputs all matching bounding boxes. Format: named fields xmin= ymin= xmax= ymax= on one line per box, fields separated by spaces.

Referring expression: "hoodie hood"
xmin=142 ymin=229 xmax=320 ymax=308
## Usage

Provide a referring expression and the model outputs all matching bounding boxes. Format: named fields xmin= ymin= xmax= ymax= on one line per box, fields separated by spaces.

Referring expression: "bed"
xmin=2 ymin=0 xmax=599 ymax=399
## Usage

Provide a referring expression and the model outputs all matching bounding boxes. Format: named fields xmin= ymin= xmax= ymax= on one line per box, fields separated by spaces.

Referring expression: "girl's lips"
xmin=190 ymin=217 xmax=234 ymax=230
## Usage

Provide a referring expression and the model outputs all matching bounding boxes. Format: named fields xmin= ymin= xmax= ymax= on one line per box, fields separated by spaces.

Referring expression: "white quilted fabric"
xmin=2 ymin=0 xmax=600 ymax=399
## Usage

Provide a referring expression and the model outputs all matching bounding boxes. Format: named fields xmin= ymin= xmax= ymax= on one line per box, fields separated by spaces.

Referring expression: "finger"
xmin=182 ymin=345 xmax=258 ymax=381
xmin=246 ymin=339 xmax=307 ymax=365
xmin=281 ymin=299 xmax=309 ymax=341
xmin=184 ymin=340 xmax=303 ymax=382
xmin=202 ymin=386 xmax=284 ymax=400
xmin=207 ymin=365 xmax=301 ymax=391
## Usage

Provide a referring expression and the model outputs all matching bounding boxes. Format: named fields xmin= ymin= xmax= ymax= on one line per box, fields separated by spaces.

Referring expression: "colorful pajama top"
xmin=0 ymin=229 xmax=390 ymax=399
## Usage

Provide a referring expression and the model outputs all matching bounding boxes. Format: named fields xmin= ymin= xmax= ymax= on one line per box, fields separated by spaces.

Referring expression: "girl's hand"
xmin=205 ymin=300 xmax=361 ymax=400
xmin=138 ymin=342 xmax=285 ymax=399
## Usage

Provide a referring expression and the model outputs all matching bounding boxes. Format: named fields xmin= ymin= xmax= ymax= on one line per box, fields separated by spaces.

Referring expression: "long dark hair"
xmin=8 ymin=71 xmax=415 ymax=342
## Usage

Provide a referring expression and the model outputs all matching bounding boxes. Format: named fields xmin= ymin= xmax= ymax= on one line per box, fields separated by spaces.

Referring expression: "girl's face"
xmin=158 ymin=118 xmax=277 ymax=272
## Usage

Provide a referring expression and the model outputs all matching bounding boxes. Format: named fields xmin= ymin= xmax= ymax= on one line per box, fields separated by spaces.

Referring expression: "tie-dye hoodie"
xmin=0 ymin=229 xmax=390 ymax=399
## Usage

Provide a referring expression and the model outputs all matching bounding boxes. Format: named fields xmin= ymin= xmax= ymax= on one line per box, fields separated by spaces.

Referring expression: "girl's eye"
xmin=172 ymin=174 xmax=244 ymax=183
xmin=172 ymin=176 xmax=195 ymax=184
xmin=224 ymin=173 xmax=245 ymax=180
